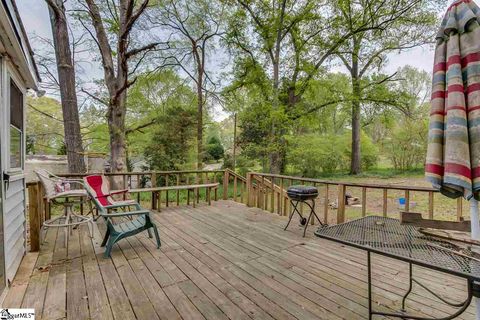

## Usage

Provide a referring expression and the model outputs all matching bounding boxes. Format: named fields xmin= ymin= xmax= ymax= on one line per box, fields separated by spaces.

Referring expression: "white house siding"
xmin=3 ymin=178 xmax=24 ymax=283
xmin=0 ymin=58 xmax=28 ymax=285
xmin=0 ymin=0 xmax=39 ymax=291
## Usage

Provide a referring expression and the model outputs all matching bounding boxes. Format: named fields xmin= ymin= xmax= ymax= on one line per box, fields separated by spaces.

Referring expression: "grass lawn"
xmin=306 ymin=168 xmax=466 ymax=223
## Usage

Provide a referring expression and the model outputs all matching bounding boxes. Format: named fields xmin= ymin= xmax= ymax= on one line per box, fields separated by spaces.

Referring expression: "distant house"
xmin=0 ymin=0 xmax=39 ymax=293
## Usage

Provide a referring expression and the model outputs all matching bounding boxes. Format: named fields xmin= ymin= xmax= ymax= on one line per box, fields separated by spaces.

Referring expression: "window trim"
xmin=6 ymin=71 xmax=25 ymax=173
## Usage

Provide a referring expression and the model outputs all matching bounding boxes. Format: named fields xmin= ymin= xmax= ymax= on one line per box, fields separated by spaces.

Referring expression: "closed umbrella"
xmin=426 ymin=0 xmax=480 ymax=317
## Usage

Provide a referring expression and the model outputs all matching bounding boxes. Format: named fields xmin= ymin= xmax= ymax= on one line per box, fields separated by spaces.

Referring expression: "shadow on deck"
xmin=2 ymin=200 xmax=475 ymax=319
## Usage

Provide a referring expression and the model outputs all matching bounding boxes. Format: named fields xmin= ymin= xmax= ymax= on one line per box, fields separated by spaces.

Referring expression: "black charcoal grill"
xmin=284 ymin=185 xmax=326 ymax=237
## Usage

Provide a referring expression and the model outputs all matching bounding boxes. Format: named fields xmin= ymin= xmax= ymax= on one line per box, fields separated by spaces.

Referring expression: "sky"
xmin=16 ymin=0 xmax=446 ymax=119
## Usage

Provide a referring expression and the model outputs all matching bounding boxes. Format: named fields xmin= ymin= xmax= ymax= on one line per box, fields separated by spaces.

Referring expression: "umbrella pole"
xmin=470 ymin=198 xmax=480 ymax=319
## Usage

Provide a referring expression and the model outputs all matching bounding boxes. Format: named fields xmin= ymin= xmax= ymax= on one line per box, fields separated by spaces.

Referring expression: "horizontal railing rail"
xmin=245 ymin=172 xmax=463 ymax=226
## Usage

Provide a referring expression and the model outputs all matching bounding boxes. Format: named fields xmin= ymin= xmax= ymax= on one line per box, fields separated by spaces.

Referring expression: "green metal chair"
xmin=83 ymin=175 xmax=161 ymax=258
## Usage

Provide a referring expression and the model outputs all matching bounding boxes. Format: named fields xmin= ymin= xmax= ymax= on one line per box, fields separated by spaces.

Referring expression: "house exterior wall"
xmin=1 ymin=57 xmax=27 ymax=284
xmin=0 ymin=0 xmax=39 ymax=292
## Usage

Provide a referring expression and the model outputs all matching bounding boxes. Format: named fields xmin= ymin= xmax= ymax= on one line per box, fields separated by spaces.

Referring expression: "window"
xmin=9 ymin=79 xmax=23 ymax=170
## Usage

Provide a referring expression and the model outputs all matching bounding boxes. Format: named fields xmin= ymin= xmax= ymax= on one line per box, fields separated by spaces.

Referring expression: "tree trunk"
xmin=196 ymin=61 xmax=204 ymax=170
xmin=108 ymin=0 xmax=129 ymax=178
xmin=350 ymin=44 xmax=361 ymax=175
xmin=269 ymin=59 xmax=283 ymax=174
xmin=233 ymin=112 xmax=237 ymax=170
xmin=351 ymin=83 xmax=361 ymax=174
xmin=47 ymin=1 xmax=86 ymax=173
xmin=108 ymin=98 xmax=127 ymax=174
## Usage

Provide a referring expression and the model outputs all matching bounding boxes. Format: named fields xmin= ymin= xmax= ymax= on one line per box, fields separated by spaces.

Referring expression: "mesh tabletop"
xmin=314 ymin=216 xmax=480 ymax=281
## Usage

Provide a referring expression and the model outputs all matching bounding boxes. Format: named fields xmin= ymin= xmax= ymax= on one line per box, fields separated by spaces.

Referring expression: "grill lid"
xmin=287 ymin=185 xmax=318 ymax=195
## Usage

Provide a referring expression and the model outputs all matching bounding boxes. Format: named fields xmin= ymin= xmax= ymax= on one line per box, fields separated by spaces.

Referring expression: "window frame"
xmin=6 ymin=70 xmax=25 ymax=173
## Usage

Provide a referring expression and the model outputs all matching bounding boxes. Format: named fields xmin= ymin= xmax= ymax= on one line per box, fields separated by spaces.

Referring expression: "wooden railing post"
xmin=28 ymin=182 xmax=41 ymax=252
xmin=151 ymin=173 xmax=157 ymax=209
xmin=278 ymin=179 xmax=283 ymax=215
xmin=404 ymin=190 xmax=410 ymax=212
xmin=382 ymin=189 xmax=388 ymax=217
xmin=223 ymin=170 xmax=229 ymax=200
xmin=457 ymin=198 xmax=463 ymax=221
xmin=233 ymin=176 xmax=238 ymax=202
xmin=324 ymin=184 xmax=329 ymax=222
xmin=246 ymin=173 xmax=252 ymax=207
xmin=270 ymin=178 xmax=275 ymax=213
xmin=361 ymin=187 xmax=366 ymax=217
xmin=337 ymin=184 xmax=346 ymax=224
xmin=428 ymin=192 xmax=434 ymax=219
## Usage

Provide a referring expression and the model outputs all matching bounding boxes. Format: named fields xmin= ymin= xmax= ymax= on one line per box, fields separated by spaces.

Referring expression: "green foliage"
xmin=286 ymin=131 xmax=378 ymax=176
xmin=26 ymin=96 xmax=65 ymax=155
xmin=29 ymin=0 xmax=446 ymax=177
xmin=144 ymin=106 xmax=196 ymax=170
xmin=384 ymin=119 xmax=428 ymax=170
xmin=126 ymin=70 xmax=198 ymax=168
xmin=237 ymin=100 xmax=272 ymax=166
xmin=57 ymin=142 xmax=67 ymax=156
xmin=26 ymin=135 xmax=35 ymax=155
xmin=204 ymin=136 xmax=224 ymax=161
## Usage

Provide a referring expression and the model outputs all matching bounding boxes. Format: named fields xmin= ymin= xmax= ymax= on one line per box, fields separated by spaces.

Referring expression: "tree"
xmin=80 ymin=0 xmax=164 ymax=177
xmin=45 ymin=0 xmax=86 ymax=173
xmin=144 ymin=106 xmax=196 ymax=170
xmin=26 ymin=96 xmax=65 ymax=154
xmin=151 ymin=0 xmax=224 ymax=169
xmin=126 ymin=69 xmax=198 ymax=165
xmin=222 ymin=88 xmax=248 ymax=169
xmin=223 ymin=0 xmax=391 ymax=173
xmin=335 ymin=0 xmax=443 ymax=174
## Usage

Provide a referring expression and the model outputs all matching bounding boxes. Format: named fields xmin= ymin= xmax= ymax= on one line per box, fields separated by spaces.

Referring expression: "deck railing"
xmin=26 ymin=169 xmax=464 ymax=252
xmin=245 ymin=172 xmax=464 ymax=225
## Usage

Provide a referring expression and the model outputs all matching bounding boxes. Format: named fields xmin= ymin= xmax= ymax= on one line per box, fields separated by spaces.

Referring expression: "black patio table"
xmin=314 ymin=216 xmax=480 ymax=320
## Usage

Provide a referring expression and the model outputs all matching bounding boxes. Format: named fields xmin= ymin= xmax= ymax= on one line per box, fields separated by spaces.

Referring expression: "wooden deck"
xmin=3 ymin=200 xmax=475 ymax=319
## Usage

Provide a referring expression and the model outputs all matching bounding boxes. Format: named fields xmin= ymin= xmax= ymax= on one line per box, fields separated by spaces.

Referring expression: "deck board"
xmin=4 ymin=200 xmax=476 ymax=319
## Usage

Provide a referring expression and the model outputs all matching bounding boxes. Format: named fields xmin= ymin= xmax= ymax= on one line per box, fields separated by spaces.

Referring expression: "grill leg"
xmin=304 ymin=200 xmax=314 ymax=237
xmin=284 ymin=200 xmax=299 ymax=231
xmin=303 ymin=200 xmax=325 ymax=237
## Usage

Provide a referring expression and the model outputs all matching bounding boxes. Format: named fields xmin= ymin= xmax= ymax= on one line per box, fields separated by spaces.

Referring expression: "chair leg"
xmin=101 ymin=228 xmax=110 ymax=247
xmin=153 ymin=226 xmax=161 ymax=248
xmin=41 ymin=226 xmax=48 ymax=245
xmin=147 ymin=228 xmax=153 ymax=238
xmin=104 ymin=236 xmax=118 ymax=258
xmin=88 ymin=220 xmax=94 ymax=238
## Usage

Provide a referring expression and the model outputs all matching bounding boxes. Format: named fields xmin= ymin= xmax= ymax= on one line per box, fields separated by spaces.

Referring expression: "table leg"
xmin=367 ymin=251 xmax=372 ymax=320
xmin=402 ymin=262 xmax=413 ymax=311
xmin=367 ymin=252 xmax=474 ymax=320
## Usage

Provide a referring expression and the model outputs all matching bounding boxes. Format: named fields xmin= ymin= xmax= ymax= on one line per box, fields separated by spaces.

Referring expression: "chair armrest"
xmin=65 ymin=180 xmax=86 ymax=188
xmin=104 ymin=201 xmax=141 ymax=210
xmin=109 ymin=189 xmax=129 ymax=196
xmin=100 ymin=210 xmax=149 ymax=218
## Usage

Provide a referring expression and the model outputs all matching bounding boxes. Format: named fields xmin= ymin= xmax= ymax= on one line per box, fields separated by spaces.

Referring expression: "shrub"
xmin=338 ymin=131 xmax=378 ymax=171
xmin=384 ymin=120 xmax=427 ymax=170
xmin=287 ymin=131 xmax=378 ymax=176
xmin=204 ymin=136 xmax=225 ymax=161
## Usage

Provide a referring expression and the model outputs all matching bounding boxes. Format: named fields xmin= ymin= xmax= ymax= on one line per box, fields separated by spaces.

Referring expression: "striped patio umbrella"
xmin=426 ymin=1 xmax=480 ymax=317
xmin=426 ymin=0 xmax=480 ymax=201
